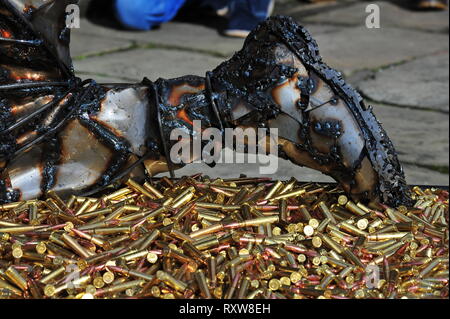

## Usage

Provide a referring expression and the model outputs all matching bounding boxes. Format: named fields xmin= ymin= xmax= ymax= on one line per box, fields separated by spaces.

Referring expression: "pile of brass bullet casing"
xmin=0 ymin=177 xmax=448 ymax=299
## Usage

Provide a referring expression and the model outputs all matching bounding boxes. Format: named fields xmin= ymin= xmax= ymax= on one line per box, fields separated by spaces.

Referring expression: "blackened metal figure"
xmin=0 ymin=0 xmax=411 ymax=206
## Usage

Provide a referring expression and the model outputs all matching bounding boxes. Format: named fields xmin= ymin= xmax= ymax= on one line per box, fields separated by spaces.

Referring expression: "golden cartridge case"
xmin=61 ymin=233 xmax=95 ymax=259
xmin=319 ymin=233 xmax=344 ymax=254
xmin=247 ymin=289 xmax=264 ymax=299
xmin=345 ymin=201 xmax=366 ymax=216
xmin=71 ymin=229 xmax=108 ymax=248
xmin=166 ymin=228 xmax=194 ymax=243
xmin=108 ymin=266 xmax=155 ymax=282
xmin=74 ymin=199 xmax=92 ymax=216
xmin=5 ymin=266 xmax=28 ymax=291
xmin=0 ymin=201 xmax=25 ymax=211
xmin=104 ymin=188 xmax=132 ymax=201
xmin=145 ymin=206 xmax=167 ymax=221
xmin=1 ymin=278 xmax=23 ymax=296
xmin=142 ymin=182 xmax=164 ymax=199
xmin=173 ymin=202 xmax=196 ymax=221
xmin=96 ymin=279 xmax=145 ymax=296
xmin=367 ymin=232 xmax=409 ymax=241
xmin=365 ymin=239 xmax=399 ymax=254
xmin=28 ymin=202 xmax=38 ymax=224
xmin=327 ymin=257 xmax=351 ymax=269
xmin=46 ymin=241 xmax=78 ymax=260
xmin=103 ymin=205 xmax=127 ymax=222
xmin=181 ymin=241 xmax=205 ymax=263
xmin=11 ymin=202 xmax=29 ymax=214
xmin=378 ymin=241 xmax=405 ymax=256
xmin=226 ymin=216 xmax=279 ymax=229
xmin=46 ymin=191 xmax=69 ymax=211
xmin=264 ymin=181 xmax=284 ymax=200
xmin=88 ymin=226 xmax=131 ymax=235
xmin=172 ymin=191 xmax=195 ymax=209
xmin=195 ymin=237 xmax=220 ymax=250
xmin=138 ymin=230 xmax=160 ymax=250
xmin=40 ymin=266 xmax=66 ymax=285
xmin=0 ymin=225 xmax=43 ymax=234
xmin=356 ymin=202 xmax=371 ymax=213
xmin=278 ymin=178 xmax=296 ymax=195
xmin=78 ymin=208 xmax=112 ymax=220
xmin=270 ymin=188 xmax=306 ymax=201
xmin=299 ymin=205 xmax=312 ymax=221
xmin=0 ymin=220 xmax=22 ymax=227
xmin=230 ymin=187 xmax=249 ymax=205
xmin=156 ymin=270 xmax=187 ymax=292
xmin=190 ymin=223 xmax=224 ymax=238
xmin=338 ymin=221 xmax=369 ymax=237
xmin=236 ymin=276 xmax=250 ymax=299
xmin=125 ymin=179 xmax=155 ymax=199
xmin=126 ymin=269 xmax=154 ymax=282
xmin=195 ymin=269 xmax=211 ymax=299
xmin=122 ymin=250 xmax=149 ymax=261
xmin=163 ymin=247 xmax=194 ymax=264
xmin=195 ymin=202 xmax=223 ymax=210
xmin=0 ymin=232 xmax=10 ymax=241
xmin=419 ymin=258 xmax=446 ymax=278
xmin=342 ymin=249 xmax=364 ymax=269
xmin=279 ymin=199 xmax=288 ymax=223
xmin=318 ymin=202 xmax=337 ymax=224
xmin=318 ymin=274 xmax=334 ymax=289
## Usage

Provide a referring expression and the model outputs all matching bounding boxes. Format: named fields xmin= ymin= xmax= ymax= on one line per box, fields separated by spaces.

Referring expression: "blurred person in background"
xmin=301 ymin=0 xmax=447 ymax=10
xmin=114 ymin=0 xmax=275 ymax=37
xmin=414 ymin=0 xmax=447 ymax=10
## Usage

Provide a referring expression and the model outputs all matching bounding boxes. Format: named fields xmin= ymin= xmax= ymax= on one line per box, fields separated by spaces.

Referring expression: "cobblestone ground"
xmin=72 ymin=0 xmax=449 ymax=185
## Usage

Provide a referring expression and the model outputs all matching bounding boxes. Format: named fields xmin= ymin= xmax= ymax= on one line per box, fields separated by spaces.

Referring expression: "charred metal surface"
xmin=313 ymin=120 xmax=342 ymax=138
xmin=78 ymin=116 xmax=131 ymax=189
xmin=208 ymin=15 xmax=411 ymax=206
xmin=0 ymin=1 xmax=411 ymax=206
xmin=41 ymin=136 xmax=60 ymax=192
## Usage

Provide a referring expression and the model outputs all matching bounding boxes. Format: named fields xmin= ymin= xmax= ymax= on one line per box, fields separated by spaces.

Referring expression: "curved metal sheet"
xmin=94 ymin=87 xmax=149 ymax=156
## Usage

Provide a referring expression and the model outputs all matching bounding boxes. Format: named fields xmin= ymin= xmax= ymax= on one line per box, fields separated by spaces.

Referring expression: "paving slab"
xmin=300 ymin=0 xmax=449 ymax=33
xmin=74 ymin=72 xmax=132 ymax=84
xmin=313 ymin=26 xmax=449 ymax=75
xmin=70 ymin=26 xmax=134 ymax=59
xmin=73 ymin=18 xmax=340 ymax=58
xmin=73 ymin=19 xmax=244 ymax=58
xmin=158 ymin=153 xmax=335 ymax=183
xmin=158 ymin=152 xmax=448 ymax=186
xmin=358 ymin=52 xmax=449 ymax=113
xmin=371 ymin=103 xmax=449 ymax=167
xmin=74 ymin=48 xmax=224 ymax=82
xmin=275 ymin=0 xmax=357 ymax=18
xmin=402 ymin=164 xmax=449 ymax=186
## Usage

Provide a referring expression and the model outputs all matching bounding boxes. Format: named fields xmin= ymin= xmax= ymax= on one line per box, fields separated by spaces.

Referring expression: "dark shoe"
xmin=224 ymin=0 xmax=275 ymax=38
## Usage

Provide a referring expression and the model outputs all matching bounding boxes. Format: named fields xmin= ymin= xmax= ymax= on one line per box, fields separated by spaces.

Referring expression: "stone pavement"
xmin=71 ymin=0 xmax=449 ymax=186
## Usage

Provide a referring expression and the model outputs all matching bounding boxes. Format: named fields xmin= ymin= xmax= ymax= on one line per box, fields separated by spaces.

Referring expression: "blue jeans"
xmin=227 ymin=0 xmax=273 ymax=31
xmin=115 ymin=0 xmax=187 ymax=30
xmin=115 ymin=0 xmax=272 ymax=31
